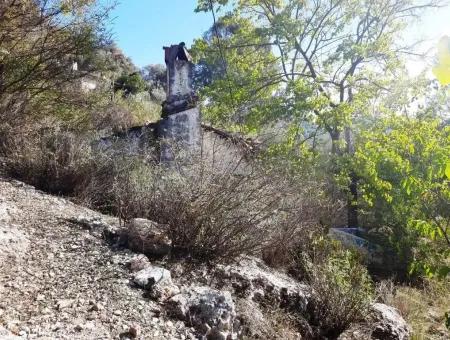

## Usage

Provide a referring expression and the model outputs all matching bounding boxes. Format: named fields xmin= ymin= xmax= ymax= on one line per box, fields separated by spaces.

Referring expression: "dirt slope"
xmin=0 ymin=179 xmax=192 ymax=340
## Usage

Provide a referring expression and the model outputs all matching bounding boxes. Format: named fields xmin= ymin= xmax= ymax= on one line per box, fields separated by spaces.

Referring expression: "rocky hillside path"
xmin=0 ymin=179 xmax=192 ymax=340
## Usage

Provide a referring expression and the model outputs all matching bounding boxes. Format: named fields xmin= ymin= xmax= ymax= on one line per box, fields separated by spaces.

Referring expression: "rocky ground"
xmin=0 ymin=179 xmax=195 ymax=339
xmin=0 ymin=178 xmax=411 ymax=340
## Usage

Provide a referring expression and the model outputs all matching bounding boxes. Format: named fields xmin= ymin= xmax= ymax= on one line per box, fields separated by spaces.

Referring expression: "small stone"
xmin=129 ymin=325 xmax=139 ymax=338
xmin=41 ymin=307 xmax=51 ymax=315
xmin=113 ymin=310 xmax=122 ymax=316
xmin=56 ymin=299 xmax=73 ymax=310
xmin=128 ymin=254 xmax=151 ymax=272
xmin=133 ymin=266 xmax=179 ymax=300
xmin=89 ymin=302 xmax=102 ymax=311
xmin=36 ymin=294 xmax=45 ymax=301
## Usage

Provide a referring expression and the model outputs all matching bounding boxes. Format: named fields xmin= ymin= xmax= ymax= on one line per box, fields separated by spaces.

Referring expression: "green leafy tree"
xmin=433 ymin=36 xmax=450 ymax=85
xmin=191 ymin=14 xmax=279 ymax=131
xmin=196 ymin=0 xmax=445 ymax=225
xmin=353 ymin=116 xmax=450 ymax=278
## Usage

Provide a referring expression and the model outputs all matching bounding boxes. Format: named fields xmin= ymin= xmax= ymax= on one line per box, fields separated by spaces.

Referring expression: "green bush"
xmin=114 ymin=73 xmax=148 ymax=96
xmin=352 ymin=116 xmax=450 ymax=279
xmin=292 ymin=236 xmax=373 ymax=338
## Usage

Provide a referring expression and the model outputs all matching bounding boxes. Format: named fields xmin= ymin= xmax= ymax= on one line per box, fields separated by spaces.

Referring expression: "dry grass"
xmin=237 ymin=298 xmax=303 ymax=340
xmin=1 ymin=125 xmax=95 ymax=195
xmin=376 ymin=279 xmax=450 ymax=339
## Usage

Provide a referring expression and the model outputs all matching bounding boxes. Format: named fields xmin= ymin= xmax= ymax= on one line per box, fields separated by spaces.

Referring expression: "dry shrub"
xmin=94 ymin=104 xmax=137 ymax=132
xmin=1 ymin=124 xmax=95 ymax=195
xmin=292 ymin=236 xmax=373 ymax=338
xmin=99 ymin=151 xmax=325 ymax=263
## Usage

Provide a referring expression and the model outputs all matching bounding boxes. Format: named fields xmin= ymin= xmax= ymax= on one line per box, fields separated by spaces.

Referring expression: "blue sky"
xmin=106 ymin=0 xmax=213 ymax=67
xmin=106 ymin=1 xmax=450 ymax=73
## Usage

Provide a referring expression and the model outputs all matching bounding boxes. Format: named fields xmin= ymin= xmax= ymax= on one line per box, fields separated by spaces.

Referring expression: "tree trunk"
xmin=329 ymin=127 xmax=359 ymax=227
xmin=345 ymin=126 xmax=358 ymax=227
xmin=0 ymin=63 xmax=4 ymax=95
xmin=330 ymin=130 xmax=341 ymax=155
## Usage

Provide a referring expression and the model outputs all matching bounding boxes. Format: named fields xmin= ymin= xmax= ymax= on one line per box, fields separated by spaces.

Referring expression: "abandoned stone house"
xmin=95 ymin=42 xmax=259 ymax=169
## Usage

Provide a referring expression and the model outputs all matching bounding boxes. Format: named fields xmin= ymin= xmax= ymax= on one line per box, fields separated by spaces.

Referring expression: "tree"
xmin=433 ymin=35 xmax=450 ymax=85
xmin=141 ymin=64 xmax=167 ymax=102
xmin=196 ymin=0 xmax=445 ymax=225
xmin=353 ymin=115 xmax=450 ymax=278
xmin=191 ymin=14 xmax=279 ymax=130
xmin=0 ymin=0 xmax=113 ymax=124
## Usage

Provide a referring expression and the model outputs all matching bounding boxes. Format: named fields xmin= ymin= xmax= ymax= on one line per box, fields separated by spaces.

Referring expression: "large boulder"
xmin=133 ymin=265 xmax=179 ymax=300
xmin=166 ymin=286 xmax=237 ymax=340
xmin=370 ymin=303 xmax=411 ymax=340
xmin=217 ymin=256 xmax=309 ymax=311
xmin=126 ymin=218 xmax=171 ymax=258
xmin=339 ymin=303 xmax=411 ymax=340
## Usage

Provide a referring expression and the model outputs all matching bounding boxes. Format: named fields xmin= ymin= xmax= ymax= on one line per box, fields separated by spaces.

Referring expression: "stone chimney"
xmin=158 ymin=42 xmax=201 ymax=163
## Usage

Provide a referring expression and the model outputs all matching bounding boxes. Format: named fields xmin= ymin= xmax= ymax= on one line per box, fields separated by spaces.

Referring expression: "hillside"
xmin=0 ymin=178 xmax=413 ymax=340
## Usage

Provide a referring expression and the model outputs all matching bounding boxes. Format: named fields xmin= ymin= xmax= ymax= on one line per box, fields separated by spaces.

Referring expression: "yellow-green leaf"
xmin=433 ymin=36 xmax=450 ymax=86
xmin=445 ymin=160 xmax=450 ymax=179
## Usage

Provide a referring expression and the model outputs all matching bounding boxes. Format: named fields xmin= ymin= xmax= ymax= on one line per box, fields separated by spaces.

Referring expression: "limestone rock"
xmin=133 ymin=265 xmax=179 ymax=299
xmin=56 ymin=299 xmax=74 ymax=310
xmin=370 ymin=303 xmax=411 ymax=340
xmin=68 ymin=215 xmax=111 ymax=231
xmin=217 ymin=256 xmax=309 ymax=311
xmin=126 ymin=218 xmax=171 ymax=257
xmin=167 ymin=286 xmax=237 ymax=339
xmin=339 ymin=303 xmax=411 ymax=340
xmin=128 ymin=254 xmax=151 ymax=272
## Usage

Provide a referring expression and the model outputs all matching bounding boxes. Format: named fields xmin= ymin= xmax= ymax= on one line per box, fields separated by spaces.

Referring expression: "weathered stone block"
xmin=159 ymin=107 xmax=201 ymax=162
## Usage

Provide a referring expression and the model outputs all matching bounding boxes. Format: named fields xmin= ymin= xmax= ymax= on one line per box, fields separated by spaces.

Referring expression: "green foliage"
xmin=353 ymin=116 xmax=450 ymax=278
xmin=194 ymin=0 xmax=441 ymax=145
xmin=114 ymin=73 xmax=148 ymax=96
xmin=191 ymin=14 xmax=279 ymax=131
xmin=293 ymin=236 xmax=373 ymax=337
